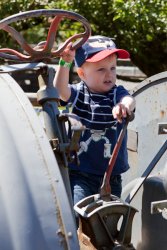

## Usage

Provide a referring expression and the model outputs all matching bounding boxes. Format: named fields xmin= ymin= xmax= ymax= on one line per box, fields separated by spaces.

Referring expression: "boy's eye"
xmin=97 ymin=68 xmax=104 ymax=71
xmin=97 ymin=66 xmax=116 ymax=72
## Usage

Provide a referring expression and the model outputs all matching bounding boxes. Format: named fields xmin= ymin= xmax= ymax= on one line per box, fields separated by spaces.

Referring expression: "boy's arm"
xmin=112 ymin=95 xmax=136 ymax=123
xmin=53 ymin=43 xmax=75 ymax=102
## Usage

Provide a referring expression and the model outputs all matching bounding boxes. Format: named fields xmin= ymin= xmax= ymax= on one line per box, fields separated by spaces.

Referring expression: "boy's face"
xmin=78 ymin=54 xmax=117 ymax=93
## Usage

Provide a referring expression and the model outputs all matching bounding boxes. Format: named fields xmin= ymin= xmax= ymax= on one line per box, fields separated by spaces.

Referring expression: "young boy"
xmin=54 ymin=35 xmax=135 ymax=206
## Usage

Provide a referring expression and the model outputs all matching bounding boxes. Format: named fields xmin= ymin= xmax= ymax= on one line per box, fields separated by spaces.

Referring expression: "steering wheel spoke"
xmin=0 ymin=49 xmax=30 ymax=60
xmin=0 ymin=9 xmax=91 ymax=62
xmin=2 ymin=25 xmax=35 ymax=56
xmin=44 ymin=16 xmax=62 ymax=52
xmin=52 ymin=33 xmax=87 ymax=57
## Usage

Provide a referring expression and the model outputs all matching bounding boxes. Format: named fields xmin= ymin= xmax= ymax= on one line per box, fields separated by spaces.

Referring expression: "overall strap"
xmin=113 ymin=87 xmax=117 ymax=106
xmin=71 ymin=82 xmax=83 ymax=109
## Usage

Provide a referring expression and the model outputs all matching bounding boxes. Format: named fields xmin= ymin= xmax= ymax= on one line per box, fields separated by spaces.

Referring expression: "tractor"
xmin=0 ymin=9 xmax=166 ymax=250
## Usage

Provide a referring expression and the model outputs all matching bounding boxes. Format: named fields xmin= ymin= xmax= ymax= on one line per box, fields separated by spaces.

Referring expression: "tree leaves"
xmin=0 ymin=0 xmax=166 ymax=75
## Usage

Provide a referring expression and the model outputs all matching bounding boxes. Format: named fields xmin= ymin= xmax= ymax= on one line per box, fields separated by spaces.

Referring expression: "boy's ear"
xmin=77 ymin=68 xmax=85 ymax=80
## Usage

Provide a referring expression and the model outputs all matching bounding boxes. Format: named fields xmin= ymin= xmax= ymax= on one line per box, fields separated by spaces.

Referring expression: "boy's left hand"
xmin=112 ymin=103 xmax=131 ymax=123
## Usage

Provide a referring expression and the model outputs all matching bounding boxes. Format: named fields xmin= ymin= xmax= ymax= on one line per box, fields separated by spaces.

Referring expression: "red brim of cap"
xmin=86 ymin=49 xmax=130 ymax=63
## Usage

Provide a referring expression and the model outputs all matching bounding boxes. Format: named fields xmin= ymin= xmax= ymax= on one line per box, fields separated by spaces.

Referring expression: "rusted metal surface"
xmin=0 ymin=9 xmax=91 ymax=62
xmin=123 ymin=71 xmax=167 ymax=187
xmin=122 ymin=71 xmax=167 ymax=249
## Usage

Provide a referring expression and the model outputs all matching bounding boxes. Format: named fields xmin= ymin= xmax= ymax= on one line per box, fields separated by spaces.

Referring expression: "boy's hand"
xmin=112 ymin=103 xmax=131 ymax=123
xmin=60 ymin=42 xmax=75 ymax=63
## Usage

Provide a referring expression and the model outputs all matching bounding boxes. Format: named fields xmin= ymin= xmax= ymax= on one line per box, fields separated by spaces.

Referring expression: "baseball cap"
xmin=75 ymin=35 xmax=130 ymax=67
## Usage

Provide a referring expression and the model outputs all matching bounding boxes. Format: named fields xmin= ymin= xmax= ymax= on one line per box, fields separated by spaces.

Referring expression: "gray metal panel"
xmin=0 ymin=73 xmax=79 ymax=250
xmin=122 ymin=72 xmax=167 ymax=249
xmin=133 ymin=176 xmax=167 ymax=250
xmin=127 ymin=129 xmax=138 ymax=152
xmin=123 ymin=71 xmax=167 ymax=187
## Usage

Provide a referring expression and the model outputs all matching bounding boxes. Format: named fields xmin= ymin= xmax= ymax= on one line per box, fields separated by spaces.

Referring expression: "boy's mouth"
xmin=103 ymin=80 xmax=112 ymax=85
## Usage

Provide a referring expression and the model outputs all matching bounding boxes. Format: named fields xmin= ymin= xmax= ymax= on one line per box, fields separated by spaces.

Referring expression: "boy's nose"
xmin=106 ymin=70 xmax=113 ymax=77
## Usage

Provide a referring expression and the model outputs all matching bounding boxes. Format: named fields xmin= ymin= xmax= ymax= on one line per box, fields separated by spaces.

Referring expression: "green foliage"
xmin=47 ymin=0 xmax=167 ymax=76
xmin=0 ymin=0 xmax=166 ymax=76
xmin=111 ymin=0 xmax=167 ymax=76
xmin=112 ymin=0 xmax=166 ymax=48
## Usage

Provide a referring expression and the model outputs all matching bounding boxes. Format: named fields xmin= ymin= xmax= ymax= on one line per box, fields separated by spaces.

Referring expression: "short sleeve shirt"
xmin=67 ymin=81 xmax=130 ymax=176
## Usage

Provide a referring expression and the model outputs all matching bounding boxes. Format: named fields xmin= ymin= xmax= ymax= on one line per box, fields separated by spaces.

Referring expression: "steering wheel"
xmin=0 ymin=9 xmax=91 ymax=62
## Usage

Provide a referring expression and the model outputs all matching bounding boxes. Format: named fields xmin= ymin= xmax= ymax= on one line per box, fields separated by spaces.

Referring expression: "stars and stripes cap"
xmin=75 ymin=35 xmax=130 ymax=67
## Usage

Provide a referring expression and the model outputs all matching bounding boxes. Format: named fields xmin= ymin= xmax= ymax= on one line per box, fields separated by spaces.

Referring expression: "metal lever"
xmin=100 ymin=113 xmax=135 ymax=201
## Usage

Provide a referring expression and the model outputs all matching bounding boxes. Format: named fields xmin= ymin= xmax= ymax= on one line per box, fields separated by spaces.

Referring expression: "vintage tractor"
xmin=0 ymin=9 xmax=166 ymax=250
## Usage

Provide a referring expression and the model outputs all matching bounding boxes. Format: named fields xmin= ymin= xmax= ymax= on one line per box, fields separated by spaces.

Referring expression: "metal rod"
xmin=100 ymin=119 xmax=129 ymax=200
xmin=125 ymin=139 xmax=167 ymax=203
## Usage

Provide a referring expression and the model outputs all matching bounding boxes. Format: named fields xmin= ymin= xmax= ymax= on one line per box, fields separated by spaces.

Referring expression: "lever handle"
xmin=100 ymin=112 xmax=135 ymax=200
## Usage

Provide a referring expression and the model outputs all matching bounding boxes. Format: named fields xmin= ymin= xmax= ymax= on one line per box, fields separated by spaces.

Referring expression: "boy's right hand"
xmin=60 ymin=42 xmax=75 ymax=63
